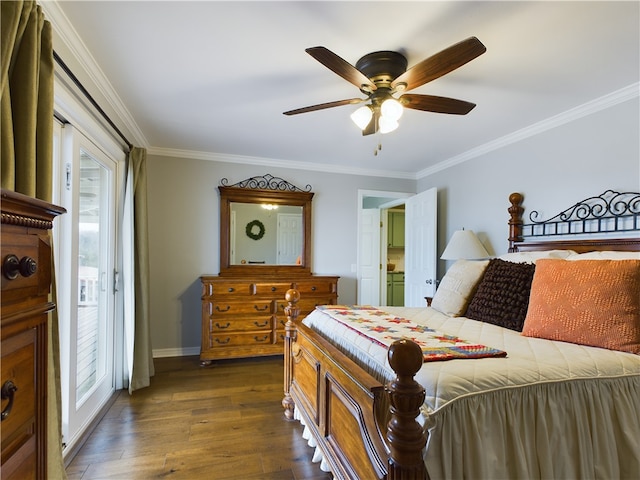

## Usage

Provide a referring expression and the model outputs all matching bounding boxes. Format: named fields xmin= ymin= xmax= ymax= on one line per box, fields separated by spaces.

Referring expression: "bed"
xmin=281 ymin=190 xmax=640 ymax=480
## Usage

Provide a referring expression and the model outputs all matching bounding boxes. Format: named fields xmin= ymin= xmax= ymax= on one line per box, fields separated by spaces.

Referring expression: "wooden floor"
xmin=66 ymin=356 xmax=333 ymax=480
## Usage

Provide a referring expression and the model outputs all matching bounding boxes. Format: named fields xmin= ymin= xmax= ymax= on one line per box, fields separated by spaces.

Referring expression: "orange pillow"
xmin=522 ymin=259 xmax=640 ymax=354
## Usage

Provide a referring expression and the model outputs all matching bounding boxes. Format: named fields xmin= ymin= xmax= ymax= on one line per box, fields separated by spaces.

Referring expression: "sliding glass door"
xmin=54 ymin=123 xmax=120 ymax=452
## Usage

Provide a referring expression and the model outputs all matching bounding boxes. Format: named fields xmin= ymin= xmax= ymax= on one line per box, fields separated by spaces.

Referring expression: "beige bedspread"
xmin=302 ymin=306 xmax=640 ymax=479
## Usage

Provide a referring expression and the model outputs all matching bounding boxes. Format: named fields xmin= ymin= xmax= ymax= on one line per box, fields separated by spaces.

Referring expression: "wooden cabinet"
xmin=387 ymin=272 xmax=404 ymax=306
xmin=1 ymin=189 xmax=65 ymax=480
xmin=200 ymin=275 xmax=338 ymax=363
xmin=388 ymin=210 xmax=405 ymax=248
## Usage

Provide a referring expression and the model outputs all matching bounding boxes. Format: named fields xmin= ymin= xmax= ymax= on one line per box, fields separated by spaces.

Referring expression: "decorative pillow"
xmin=431 ymin=260 xmax=489 ymax=316
xmin=465 ymin=258 xmax=536 ymax=331
xmin=522 ymin=259 xmax=640 ymax=354
xmin=566 ymin=251 xmax=640 ymax=260
xmin=499 ymin=249 xmax=577 ymax=264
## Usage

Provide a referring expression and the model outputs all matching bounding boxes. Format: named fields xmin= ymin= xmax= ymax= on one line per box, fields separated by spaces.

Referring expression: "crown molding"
xmin=416 ymin=83 xmax=640 ymax=179
xmin=41 ymin=0 xmax=149 ymax=148
xmin=146 ymin=147 xmax=418 ymax=180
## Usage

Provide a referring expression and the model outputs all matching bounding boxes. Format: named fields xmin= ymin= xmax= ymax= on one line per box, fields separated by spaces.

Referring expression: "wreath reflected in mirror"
xmin=246 ymin=219 xmax=265 ymax=240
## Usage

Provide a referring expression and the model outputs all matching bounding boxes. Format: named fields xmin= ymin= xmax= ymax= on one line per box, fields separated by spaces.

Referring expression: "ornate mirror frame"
xmin=218 ymin=175 xmax=313 ymax=276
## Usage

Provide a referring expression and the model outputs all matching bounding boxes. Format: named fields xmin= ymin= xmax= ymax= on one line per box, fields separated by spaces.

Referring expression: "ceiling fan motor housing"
xmin=355 ymin=51 xmax=408 ymax=88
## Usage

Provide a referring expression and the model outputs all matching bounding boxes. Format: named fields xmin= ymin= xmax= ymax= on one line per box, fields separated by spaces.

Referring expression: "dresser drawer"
xmin=1 ymin=328 xmax=37 ymax=464
xmin=209 ymin=331 xmax=273 ymax=348
xmin=207 ymin=299 xmax=273 ymax=316
xmin=1 ymin=231 xmax=50 ymax=303
xmin=253 ymin=282 xmax=292 ymax=296
xmin=292 ymin=279 xmax=337 ymax=295
xmin=207 ymin=281 xmax=255 ymax=297
xmin=209 ymin=316 xmax=274 ymax=332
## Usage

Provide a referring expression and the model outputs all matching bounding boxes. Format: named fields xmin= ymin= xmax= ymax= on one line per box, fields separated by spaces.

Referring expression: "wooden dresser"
xmin=200 ymin=275 xmax=338 ymax=363
xmin=1 ymin=189 xmax=65 ymax=479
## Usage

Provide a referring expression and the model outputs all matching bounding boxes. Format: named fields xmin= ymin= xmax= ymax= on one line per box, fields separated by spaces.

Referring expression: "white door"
xmin=277 ymin=213 xmax=302 ymax=264
xmin=357 ymin=208 xmax=381 ymax=304
xmin=54 ymin=124 xmax=119 ymax=452
xmin=404 ymin=188 xmax=438 ymax=307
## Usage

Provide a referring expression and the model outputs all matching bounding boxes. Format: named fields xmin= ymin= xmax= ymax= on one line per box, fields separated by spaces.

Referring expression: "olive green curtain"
xmin=1 ymin=0 xmax=53 ymax=199
xmin=128 ymin=147 xmax=155 ymax=392
xmin=1 ymin=1 xmax=65 ymax=478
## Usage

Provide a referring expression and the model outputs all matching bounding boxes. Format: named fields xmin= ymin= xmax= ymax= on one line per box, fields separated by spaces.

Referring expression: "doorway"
xmin=357 ymin=188 xmax=437 ymax=307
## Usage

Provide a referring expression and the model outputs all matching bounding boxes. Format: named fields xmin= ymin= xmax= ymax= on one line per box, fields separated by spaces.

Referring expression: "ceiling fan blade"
xmin=400 ymin=94 xmax=476 ymax=115
xmin=306 ymin=47 xmax=377 ymax=92
xmin=391 ymin=37 xmax=486 ymax=92
xmin=283 ymin=98 xmax=364 ymax=116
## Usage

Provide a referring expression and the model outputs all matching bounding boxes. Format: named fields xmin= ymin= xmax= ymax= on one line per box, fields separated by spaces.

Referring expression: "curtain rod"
xmin=53 ymin=50 xmax=133 ymax=151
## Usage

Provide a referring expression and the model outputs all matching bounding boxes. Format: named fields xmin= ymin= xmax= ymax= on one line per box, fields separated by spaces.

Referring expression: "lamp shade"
xmin=350 ymin=106 xmax=373 ymax=130
xmin=381 ymin=98 xmax=403 ymax=120
xmin=379 ymin=116 xmax=399 ymax=134
xmin=441 ymin=229 xmax=490 ymax=260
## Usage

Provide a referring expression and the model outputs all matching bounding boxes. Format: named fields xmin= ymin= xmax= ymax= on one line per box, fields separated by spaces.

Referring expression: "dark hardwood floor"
xmin=66 ymin=356 xmax=332 ymax=479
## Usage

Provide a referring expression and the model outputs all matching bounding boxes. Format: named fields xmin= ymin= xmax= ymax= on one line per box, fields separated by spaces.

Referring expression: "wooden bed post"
xmin=282 ymin=288 xmax=300 ymax=420
xmin=508 ymin=192 xmax=524 ymax=252
xmin=386 ymin=339 xmax=428 ymax=480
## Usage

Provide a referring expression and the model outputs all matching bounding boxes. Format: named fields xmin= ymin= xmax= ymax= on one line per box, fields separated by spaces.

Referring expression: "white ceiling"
xmin=46 ymin=1 xmax=639 ymax=179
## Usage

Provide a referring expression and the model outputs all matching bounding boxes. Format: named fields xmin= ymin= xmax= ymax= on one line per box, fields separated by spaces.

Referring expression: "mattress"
xmin=302 ymin=306 xmax=640 ymax=479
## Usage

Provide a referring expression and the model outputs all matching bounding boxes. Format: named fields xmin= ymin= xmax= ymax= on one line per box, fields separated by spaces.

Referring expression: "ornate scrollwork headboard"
xmin=508 ymin=190 xmax=640 ymax=253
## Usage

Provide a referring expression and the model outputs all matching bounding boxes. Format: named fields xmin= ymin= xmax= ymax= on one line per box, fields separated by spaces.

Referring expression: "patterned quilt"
xmin=316 ymin=305 xmax=507 ymax=361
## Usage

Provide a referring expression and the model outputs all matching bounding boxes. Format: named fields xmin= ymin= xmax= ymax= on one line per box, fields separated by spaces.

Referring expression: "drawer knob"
xmin=1 ymin=380 xmax=18 ymax=421
xmin=2 ymin=254 xmax=37 ymax=280
xmin=228 ymin=287 xmax=235 ymax=292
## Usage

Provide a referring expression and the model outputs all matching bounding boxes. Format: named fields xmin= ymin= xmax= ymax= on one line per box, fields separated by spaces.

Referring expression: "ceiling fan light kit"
xmin=378 ymin=116 xmax=399 ymax=134
xmin=284 ymin=37 xmax=487 ymax=137
xmin=350 ymin=105 xmax=373 ymax=130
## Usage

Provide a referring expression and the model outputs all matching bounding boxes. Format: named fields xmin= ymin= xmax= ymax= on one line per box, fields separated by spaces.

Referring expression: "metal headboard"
xmin=508 ymin=190 xmax=640 ymax=252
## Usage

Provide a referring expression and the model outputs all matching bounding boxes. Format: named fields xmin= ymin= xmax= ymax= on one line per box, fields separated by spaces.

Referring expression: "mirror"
xmin=218 ymin=176 xmax=313 ymax=276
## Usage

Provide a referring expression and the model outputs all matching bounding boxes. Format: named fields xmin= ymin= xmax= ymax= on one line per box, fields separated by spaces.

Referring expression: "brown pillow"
xmin=522 ymin=259 xmax=640 ymax=354
xmin=465 ymin=258 xmax=536 ymax=331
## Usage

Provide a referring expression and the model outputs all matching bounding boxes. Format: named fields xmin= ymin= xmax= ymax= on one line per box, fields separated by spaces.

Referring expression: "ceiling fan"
xmin=284 ymin=37 xmax=486 ymax=136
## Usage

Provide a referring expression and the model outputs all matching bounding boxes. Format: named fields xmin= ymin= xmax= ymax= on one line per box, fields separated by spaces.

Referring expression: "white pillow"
xmin=431 ymin=259 xmax=489 ymax=316
xmin=566 ymin=251 xmax=640 ymax=260
xmin=498 ymin=249 xmax=577 ymax=264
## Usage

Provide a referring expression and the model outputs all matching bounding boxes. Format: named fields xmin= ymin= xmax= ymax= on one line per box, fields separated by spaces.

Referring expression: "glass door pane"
xmin=76 ymin=152 xmax=109 ymax=405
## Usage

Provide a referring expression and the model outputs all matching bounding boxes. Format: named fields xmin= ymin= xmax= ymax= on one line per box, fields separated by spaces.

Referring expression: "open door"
xmin=357 ymin=207 xmax=381 ymax=304
xmin=404 ymin=188 xmax=438 ymax=307
xmin=357 ymin=189 xmax=436 ymax=306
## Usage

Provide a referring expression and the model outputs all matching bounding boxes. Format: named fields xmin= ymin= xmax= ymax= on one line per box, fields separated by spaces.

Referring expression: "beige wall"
xmin=146 ymin=161 xmax=415 ymax=354
xmin=417 ymin=97 xmax=640 ymax=276
xmin=146 ymin=96 xmax=639 ymax=355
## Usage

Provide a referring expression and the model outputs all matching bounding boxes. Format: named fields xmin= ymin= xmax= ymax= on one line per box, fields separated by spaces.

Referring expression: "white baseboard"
xmin=152 ymin=346 xmax=200 ymax=358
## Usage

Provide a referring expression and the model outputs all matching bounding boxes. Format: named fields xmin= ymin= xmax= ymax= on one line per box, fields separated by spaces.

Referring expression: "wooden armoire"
xmin=1 ymin=189 xmax=65 ymax=479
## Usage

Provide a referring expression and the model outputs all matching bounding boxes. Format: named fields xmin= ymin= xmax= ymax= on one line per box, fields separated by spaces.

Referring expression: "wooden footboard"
xmin=282 ymin=289 xmax=428 ymax=480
